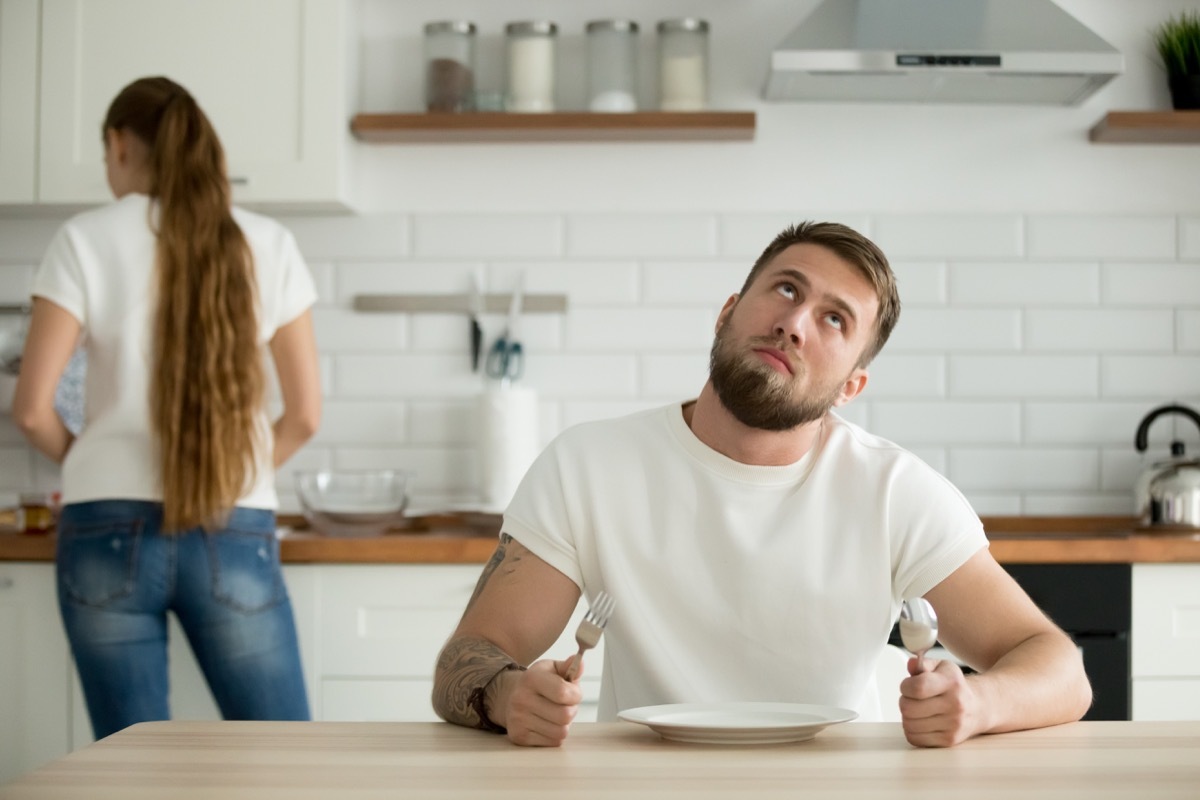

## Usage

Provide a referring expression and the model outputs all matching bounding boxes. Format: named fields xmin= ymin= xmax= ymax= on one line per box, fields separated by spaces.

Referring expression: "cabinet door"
xmin=0 ymin=562 xmax=71 ymax=785
xmin=0 ymin=0 xmax=39 ymax=204
xmin=1132 ymin=564 xmax=1200 ymax=678
xmin=38 ymin=0 xmax=350 ymax=209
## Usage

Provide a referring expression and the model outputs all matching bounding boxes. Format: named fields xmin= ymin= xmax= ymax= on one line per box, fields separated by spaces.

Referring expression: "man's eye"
xmin=824 ymin=312 xmax=844 ymax=330
xmin=776 ymin=283 xmax=796 ymax=299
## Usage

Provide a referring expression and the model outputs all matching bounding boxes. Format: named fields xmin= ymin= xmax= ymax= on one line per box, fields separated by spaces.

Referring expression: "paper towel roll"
xmin=478 ymin=386 xmax=541 ymax=512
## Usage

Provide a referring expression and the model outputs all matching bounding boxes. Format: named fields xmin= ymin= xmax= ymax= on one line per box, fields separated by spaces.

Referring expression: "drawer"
xmin=1132 ymin=678 xmax=1200 ymax=721
xmin=1132 ymin=564 xmax=1200 ymax=678
xmin=317 ymin=565 xmax=604 ymax=680
xmin=320 ymin=678 xmax=601 ymax=723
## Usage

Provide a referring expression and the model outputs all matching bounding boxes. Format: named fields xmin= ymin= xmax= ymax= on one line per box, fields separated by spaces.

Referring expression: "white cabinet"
xmin=314 ymin=564 xmax=603 ymax=723
xmin=36 ymin=0 xmax=354 ymax=211
xmin=0 ymin=0 xmax=39 ymax=204
xmin=1131 ymin=564 xmax=1200 ymax=720
xmin=0 ymin=562 xmax=71 ymax=786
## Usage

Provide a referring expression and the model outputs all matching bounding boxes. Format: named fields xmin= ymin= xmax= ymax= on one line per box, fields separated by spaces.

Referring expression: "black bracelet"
xmin=469 ymin=662 xmax=526 ymax=734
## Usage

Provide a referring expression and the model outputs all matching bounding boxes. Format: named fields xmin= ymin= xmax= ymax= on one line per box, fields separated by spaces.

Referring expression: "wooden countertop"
xmin=5 ymin=720 xmax=1199 ymax=799
xmin=3 ymin=515 xmax=1200 ymax=565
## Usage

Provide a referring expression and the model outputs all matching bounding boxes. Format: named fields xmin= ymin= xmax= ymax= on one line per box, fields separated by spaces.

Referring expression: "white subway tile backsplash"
xmin=312 ymin=401 xmax=407 ymax=445
xmin=1101 ymin=450 xmax=1145 ymax=494
xmin=279 ymin=214 xmax=410 ymax=260
xmin=964 ymin=493 xmax=1022 ymax=516
xmin=567 ymin=308 xmax=714 ymax=351
xmin=640 ymin=353 xmax=709 ymax=399
xmin=522 ymin=355 xmax=638 ymax=398
xmin=414 ymin=214 xmax=562 ymax=258
xmin=886 ymin=309 xmax=1021 ymax=352
xmin=0 ymin=217 xmax=67 ymax=261
xmin=1177 ymin=216 xmax=1200 ymax=259
xmin=871 ymin=402 xmax=1020 ymax=445
xmin=407 ymin=400 xmax=477 ymax=445
xmin=336 ymin=355 xmax=487 ymax=398
xmin=643 ymin=262 xmax=753 ymax=305
xmin=412 ymin=311 xmax=562 ymax=354
xmin=1027 ymin=215 xmax=1176 ymax=260
xmin=891 ymin=262 xmax=946 ymax=305
xmin=1102 ymin=356 xmax=1200 ymax=398
xmin=863 ymin=355 xmax=944 ymax=398
xmin=567 ymin=214 xmax=717 ymax=258
xmin=0 ymin=446 xmax=32 ymax=489
xmin=718 ymin=213 xmax=873 ymax=259
xmin=872 ymin=215 xmax=1023 ymax=259
xmin=1023 ymin=494 xmax=1133 ymax=516
xmin=949 ymin=355 xmax=1098 ymax=398
xmin=335 ymin=261 xmax=484 ymax=301
xmin=0 ymin=265 xmax=33 ymax=303
xmin=307 ymin=262 xmax=336 ymax=303
xmin=489 ymin=262 xmax=640 ymax=307
xmin=1181 ymin=312 xmax=1200 ymax=352
xmin=1103 ymin=263 xmax=1200 ymax=305
xmin=1024 ymin=403 xmax=1172 ymax=446
xmin=313 ymin=307 xmax=407 ymax=352
xmin=562 ymin=400 xmax=670 ymax=429
xmin=949 ymin=263 xmax=1099 ymax=306
xmin=1025 ymin=310 xmax=1173 ymax=352
xmin=950 ymin=449 xmax=1100 ymax=491
xmin=335 ymin=447 xmax=477 ymax=494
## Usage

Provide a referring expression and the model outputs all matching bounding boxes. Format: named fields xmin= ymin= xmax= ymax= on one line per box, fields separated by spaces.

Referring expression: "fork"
xmin=565 ymin=590 xmax=615 ymax=681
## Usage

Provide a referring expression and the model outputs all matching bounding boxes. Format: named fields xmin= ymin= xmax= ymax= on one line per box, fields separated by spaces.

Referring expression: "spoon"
xmin=899 ymin=597 xmax=939 ymax=674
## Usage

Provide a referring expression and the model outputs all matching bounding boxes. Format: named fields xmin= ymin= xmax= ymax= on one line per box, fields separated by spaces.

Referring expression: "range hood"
xmin=764 ymin=0 xmax=1124 ymax=105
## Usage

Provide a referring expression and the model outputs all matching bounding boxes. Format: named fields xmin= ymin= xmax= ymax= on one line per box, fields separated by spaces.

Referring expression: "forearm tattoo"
xmin=464 ymin=533 xmax=523 ymax=613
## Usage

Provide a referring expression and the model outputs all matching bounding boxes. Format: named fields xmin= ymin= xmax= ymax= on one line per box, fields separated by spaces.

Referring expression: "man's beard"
xmin=708 ymin=325 xmax=846 ymax=432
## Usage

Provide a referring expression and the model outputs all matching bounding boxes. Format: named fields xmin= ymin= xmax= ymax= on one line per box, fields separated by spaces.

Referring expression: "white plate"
xmin=618 ymin=702 xmax=857 ymax=745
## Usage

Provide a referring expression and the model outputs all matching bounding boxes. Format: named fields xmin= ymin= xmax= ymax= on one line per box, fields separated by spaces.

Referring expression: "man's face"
xmin=709 ymin=243 xmax=879 ymax=431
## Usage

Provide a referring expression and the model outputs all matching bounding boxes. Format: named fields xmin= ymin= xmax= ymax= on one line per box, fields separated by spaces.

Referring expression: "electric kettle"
xmin=1133 ymin=404 xmax=1200 ymax=528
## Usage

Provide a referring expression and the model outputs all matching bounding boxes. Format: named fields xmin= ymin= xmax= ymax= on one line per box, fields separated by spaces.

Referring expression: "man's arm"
xmin=432 ymin=533 xmax=583 ymax=746
xmin=898 ymin=549 xmax=1092 ymax=747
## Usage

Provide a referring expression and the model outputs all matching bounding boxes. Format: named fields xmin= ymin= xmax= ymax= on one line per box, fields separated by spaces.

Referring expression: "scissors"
xmin=485 ymin=275 xmax=524 ymax=383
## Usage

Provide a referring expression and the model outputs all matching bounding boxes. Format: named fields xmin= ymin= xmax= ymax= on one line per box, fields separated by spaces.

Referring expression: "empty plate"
xmin=618 ymin=702 xmax=857 ymax=745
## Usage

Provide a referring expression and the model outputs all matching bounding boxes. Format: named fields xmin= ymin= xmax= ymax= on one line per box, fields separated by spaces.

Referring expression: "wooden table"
xmin=3 ymin=721 xmax=1198 ymax=799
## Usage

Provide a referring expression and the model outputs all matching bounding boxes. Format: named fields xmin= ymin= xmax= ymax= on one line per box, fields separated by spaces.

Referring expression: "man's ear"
xmin=715 ymin=294 xmax=739 ymax=332
xmin=833 ymin=368 xmax=869 ymax=407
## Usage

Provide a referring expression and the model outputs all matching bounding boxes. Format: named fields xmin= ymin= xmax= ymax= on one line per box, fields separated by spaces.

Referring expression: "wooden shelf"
xmin=349 ymin=111 xmax=756 ymax=143
xmin=1089 ymin=111 xmax=1200 ymax=143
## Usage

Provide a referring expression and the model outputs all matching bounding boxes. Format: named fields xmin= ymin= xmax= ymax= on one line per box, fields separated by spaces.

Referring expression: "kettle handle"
xmin=1134 ymin=404 xmax=1200 ymax=453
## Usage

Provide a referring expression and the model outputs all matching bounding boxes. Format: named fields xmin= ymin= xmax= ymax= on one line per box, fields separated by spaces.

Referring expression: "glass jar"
xmin=657 ymin=18 xmax=709 ymax=111
xmin=19 ymin=492 xmax=52 ymax=535
xmin=505 ymin=21 xmax=557 ymax=112
xmin=424 ymin=21 xmax=476 ymax=112
xmin=586 ymin=19 xmax=639 ymax=112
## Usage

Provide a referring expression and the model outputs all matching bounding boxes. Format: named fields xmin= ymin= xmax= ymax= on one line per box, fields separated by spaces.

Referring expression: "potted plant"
xmin=1153 ymin=10 xmax=1200 ymax=110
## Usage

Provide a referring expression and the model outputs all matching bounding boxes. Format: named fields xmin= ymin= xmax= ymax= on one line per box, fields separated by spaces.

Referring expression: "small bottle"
xmin=505 ymin=21 xmax=557 ymax=113
xmin=19 ymin=492 xmax=52 ymax=535
xmin=424 ymin=21 xmax=476 ymax=112
xmin=586 ymin=19 xmax=639 ymax=113
xmin=657 ymin=18 xmax=709 ymax=111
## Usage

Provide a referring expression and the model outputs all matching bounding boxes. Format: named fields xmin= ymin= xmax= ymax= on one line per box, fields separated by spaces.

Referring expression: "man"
xmin=433 ymin=222 xmax=1091 ymax=748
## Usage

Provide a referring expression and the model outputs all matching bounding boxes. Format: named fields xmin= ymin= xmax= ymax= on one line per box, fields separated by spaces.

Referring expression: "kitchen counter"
xmin=3 ymin=515 xmax=1200 ymax=564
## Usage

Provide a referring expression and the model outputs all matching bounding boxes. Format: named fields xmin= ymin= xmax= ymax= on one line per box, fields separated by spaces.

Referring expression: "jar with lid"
xmin=586 ymin=19 xmax=639 ymax=112
xmin=424 ymin=21 xmax=476 ymax=112
xmin=505 ymin=21 xmax=557 ymax=112
xmin=19 ymin=492 xmax=53 ymax=535
xmin=657 ymin=18 xmax=709 ymax=111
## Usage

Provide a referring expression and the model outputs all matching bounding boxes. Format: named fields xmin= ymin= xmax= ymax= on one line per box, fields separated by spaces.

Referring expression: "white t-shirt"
xmin=31 ymin=193 xmax=317 ymax=509
xmin=503 ymin=403 xmax=988 ymax=721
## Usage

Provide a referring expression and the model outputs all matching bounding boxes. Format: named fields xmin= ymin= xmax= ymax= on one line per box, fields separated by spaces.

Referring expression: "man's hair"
xmin=739 ymin=221 xmax=900 ymax=366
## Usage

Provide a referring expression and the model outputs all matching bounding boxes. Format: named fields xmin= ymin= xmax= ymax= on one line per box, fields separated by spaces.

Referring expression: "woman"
xmin=12 ymin=76 xmax=321 ymax=739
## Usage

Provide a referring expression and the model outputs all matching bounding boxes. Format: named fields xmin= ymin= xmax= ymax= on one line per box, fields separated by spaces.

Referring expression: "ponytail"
xmin=104 ymin=77 xmax=264 ymax=532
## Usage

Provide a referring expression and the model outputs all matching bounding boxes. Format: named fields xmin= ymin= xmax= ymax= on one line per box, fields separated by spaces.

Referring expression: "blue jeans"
xmin=56 ymin=500 xmax=310 ymax=739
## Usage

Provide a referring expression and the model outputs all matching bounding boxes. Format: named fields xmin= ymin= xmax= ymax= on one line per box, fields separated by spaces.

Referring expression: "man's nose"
xmin=774 ymin=305 xmax=811 ymax=347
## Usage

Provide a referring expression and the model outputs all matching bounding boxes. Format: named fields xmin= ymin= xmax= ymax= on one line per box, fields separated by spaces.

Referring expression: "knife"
xmin=468 ymin=274 xmax=484 ymax=372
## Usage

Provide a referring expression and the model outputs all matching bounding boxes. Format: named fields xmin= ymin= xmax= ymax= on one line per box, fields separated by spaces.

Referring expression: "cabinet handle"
xmin=229 ymin=176 xmax=249 ymax=186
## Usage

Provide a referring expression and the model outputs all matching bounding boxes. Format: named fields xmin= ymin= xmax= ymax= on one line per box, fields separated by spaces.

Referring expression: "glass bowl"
xmin=295 ymin=469 xmax=412 ymax=537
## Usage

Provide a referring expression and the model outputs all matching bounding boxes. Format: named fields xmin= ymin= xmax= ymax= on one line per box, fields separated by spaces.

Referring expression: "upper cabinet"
xmin=0 ymin=0 xmax=39 ymax=204
xmin=35 ymin=0 xmax=355 ymax=211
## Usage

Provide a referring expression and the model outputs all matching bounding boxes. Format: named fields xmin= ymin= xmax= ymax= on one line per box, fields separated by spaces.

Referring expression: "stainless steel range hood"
xmin=764 ymin=0 xmax=1124 ymax=105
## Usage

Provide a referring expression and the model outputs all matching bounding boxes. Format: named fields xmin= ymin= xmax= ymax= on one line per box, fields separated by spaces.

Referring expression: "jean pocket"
xmin=57 ymin=518 xmax=142 ymax=607
xmin=206 ymin=529 xmax=285 ymax=613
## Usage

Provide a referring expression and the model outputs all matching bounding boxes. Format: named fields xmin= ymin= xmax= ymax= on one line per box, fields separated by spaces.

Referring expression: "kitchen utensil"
xmin=1134 ymin=404 xmax=1200 ymax=528
xmin=566 ymin=590 xmax=615 ymax=681
xmin=468 ymin=273 xmax=484 ymax=372
xmin=485 ymin=275 xmax=524 ymax=384
xmin=899 ymin=597 xmax=938 ymax=674
xmin=295 ymin=469 xmax=412 ymax=537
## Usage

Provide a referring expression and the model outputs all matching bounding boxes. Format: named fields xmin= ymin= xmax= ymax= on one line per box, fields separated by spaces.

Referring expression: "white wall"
xmin=1 ymin=0 xmax=1198 ymax=517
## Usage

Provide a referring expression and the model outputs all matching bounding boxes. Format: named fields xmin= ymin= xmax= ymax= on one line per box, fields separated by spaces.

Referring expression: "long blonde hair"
xmin=104 ymin=77 xmax=263 ymax=532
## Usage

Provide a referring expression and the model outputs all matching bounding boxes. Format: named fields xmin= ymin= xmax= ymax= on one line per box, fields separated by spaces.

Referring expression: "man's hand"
xmin=898 ymin=658 xmax=987 ymax=748
xmin=495 ymin=658 xmax=584 ymax=747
